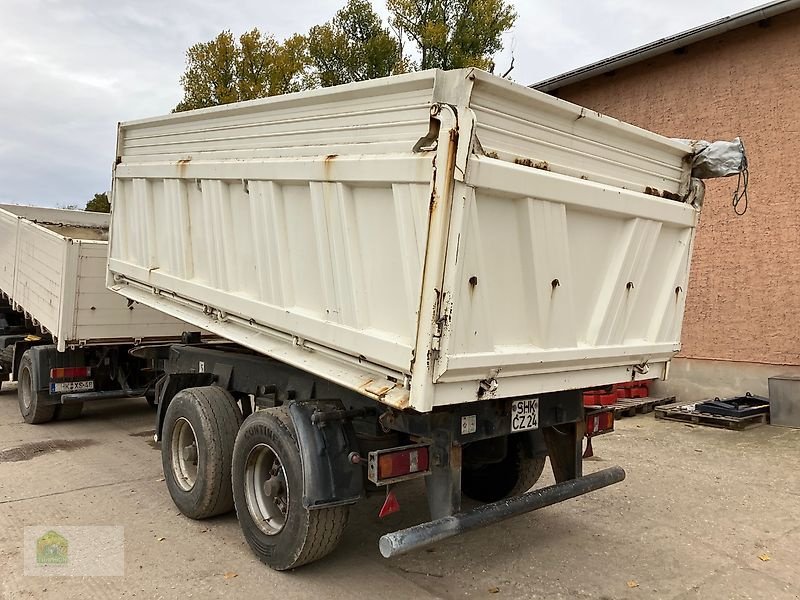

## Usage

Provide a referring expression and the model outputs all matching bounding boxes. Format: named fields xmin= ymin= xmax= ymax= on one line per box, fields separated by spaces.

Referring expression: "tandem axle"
xmin=144 ymin=342 xmax=624 ymax=569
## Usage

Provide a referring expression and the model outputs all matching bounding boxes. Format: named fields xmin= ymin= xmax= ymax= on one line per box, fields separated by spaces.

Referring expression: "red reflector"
xmin=378 ymin=489 xmax=401 ymax=518
xmin=586 ymin=411 xmax=614 ymax=435
xmin=50 ymin=367 xmax=92 ymax=380
xmin=377 ymin=447 xmax=430 ymax=480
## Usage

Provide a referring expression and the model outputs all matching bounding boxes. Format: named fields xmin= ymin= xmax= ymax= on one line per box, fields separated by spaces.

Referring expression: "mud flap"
xmin=289 ymin=400 xmax=363 ymax=509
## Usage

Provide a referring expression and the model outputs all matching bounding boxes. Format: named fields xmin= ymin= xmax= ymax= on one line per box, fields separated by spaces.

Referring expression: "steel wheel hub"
xmin=171 ymin=417 xmax=199 ymax=491
xmin=20 ymin=369 xmax=32 ymax=410
xmin=245 ymin=443 xmax=289 ymax=535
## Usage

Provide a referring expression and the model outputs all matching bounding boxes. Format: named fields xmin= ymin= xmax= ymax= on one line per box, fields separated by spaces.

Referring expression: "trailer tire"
xmin=55 ymin=403 xmax=83 ymax=420
xmin=462 ymin=435 xmax=546 ymax=502
xmin=161 ymin=386 xmax=243 ymax=519
xmin=0 ymin=343 xmax=14 ymax=368
xmin=17 ymin=350 xmax=55 ymax=424
xmin=232 ymin=407 xmax=349 ymax=571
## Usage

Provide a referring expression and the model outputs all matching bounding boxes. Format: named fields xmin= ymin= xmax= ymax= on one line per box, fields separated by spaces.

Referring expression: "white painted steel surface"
xmin=0 ymin=205 xmax=191 ymax=351
xmin=108 ymin=69 xmax=700 ymax=412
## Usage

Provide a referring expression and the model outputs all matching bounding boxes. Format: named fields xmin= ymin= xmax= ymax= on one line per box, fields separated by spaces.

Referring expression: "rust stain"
xmin=360 ymin=378 xmax=390 ymax=397
xmin=359 ymin=377 xmax=409 ymax=409
xmin=322 ymin=154 xmax=338 ymax=182
xmin=450 ymin=445 xmax=463 ymax=469
xmin=644 ymin=186 xmax=660 ymax=197
xmin=373 ymin=385 xmax=392 ymax=396
xmin=645 ymin=186 xmax=682 ymax=202
xmin=515 ymin=157 xmax=550 ymax=171
xmin=484 ymin=151 xmax=499 ymax=159
xmin=177 ymin=157 xmax=191 ymax=178
xmin=393 ymin=394 xmax=410 ymax=410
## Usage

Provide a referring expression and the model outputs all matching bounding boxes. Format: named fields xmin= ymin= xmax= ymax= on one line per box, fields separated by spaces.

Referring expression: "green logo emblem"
xmin=36 ymin=531 xmax=68 ymax=565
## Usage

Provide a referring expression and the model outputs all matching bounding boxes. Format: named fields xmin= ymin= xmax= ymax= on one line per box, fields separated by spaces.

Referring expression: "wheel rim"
xmin=244 ymin=443 xmax=289 ymax=535
xmin=171 ymin=417 xmax=199 ymax=491
xmin=20 ymin=367 xmax=32 ymax=410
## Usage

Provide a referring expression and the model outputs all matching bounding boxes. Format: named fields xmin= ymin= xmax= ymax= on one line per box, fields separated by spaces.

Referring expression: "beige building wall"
xmin=551 ymin=9 xmax=800 ymax=374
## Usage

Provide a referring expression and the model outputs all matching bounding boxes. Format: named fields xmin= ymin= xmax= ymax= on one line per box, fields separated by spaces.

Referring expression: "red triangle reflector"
xmin=379 ymin=489 xmax=400 ymax=518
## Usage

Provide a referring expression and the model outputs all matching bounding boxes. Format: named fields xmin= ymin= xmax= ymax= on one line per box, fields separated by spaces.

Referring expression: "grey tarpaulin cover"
xmin=683 ymin=137 xmax=748 ymax=179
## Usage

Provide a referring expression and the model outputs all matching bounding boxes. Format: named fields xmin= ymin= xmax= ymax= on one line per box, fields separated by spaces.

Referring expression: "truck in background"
xmin=0 ymin=204 xmax=194 ymax=422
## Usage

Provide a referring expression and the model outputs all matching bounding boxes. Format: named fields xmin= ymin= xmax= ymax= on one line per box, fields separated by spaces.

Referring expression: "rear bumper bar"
xmin=60 ymin=388 xmax=147 ymax=404
xmin=379 ymin=466 xmax=625 ymax=558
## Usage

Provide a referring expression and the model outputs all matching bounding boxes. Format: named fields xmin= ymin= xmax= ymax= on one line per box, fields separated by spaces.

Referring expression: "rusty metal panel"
xmin=467 ymin=70 xmax=690 ymax=196
xmin=108 ymin=69 xmax=698 ymax=412
xmin=109 ymin=167 xmax=434 ymax=373
xmin=117 ymin=71 xmax=437 ymax=162
xmin=432 ymin=156 xmax=697 ymax=398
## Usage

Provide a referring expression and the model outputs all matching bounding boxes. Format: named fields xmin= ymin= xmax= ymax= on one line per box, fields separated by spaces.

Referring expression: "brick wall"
xmin=553 ymin=10 xmax=800 ymax=365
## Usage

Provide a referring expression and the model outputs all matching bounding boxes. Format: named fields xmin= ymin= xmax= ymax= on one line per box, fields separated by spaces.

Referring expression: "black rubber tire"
xmin=232 ymin=407 xmax=349 ymax=571
xmin=17 ymin=350 xmax=55 ymax=424
xmin=462 ymin=435 xmax=546 ymax=503
xmin=54 ymin=402 xmax=84 ymax=420
xmin=161 ymin=386 xmax=243 ymax=519
xmin=0 ymin=343 xmax=13 ymax=368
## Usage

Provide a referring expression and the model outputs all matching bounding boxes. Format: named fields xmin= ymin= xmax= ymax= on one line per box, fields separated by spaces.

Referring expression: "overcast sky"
xmin=1 ymin=0 xmax=765 ymax=208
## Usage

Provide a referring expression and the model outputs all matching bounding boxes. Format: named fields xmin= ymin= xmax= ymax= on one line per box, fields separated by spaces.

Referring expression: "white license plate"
xmin=51 ymin=380 xmax=94 ymax=394
xmin=510 ymin=398 xmax=539 ymax=432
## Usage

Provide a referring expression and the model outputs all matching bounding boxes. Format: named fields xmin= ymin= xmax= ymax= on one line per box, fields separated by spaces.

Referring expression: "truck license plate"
xmin=510 ymin=398 xmax=539 ymax=432
xmin=51 ymin=380 xmax=94 ymax=394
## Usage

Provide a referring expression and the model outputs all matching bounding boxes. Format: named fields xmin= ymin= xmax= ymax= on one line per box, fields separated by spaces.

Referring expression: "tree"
xmin=175 ymin=31 xmax=238 ymax=111
xmin=387 ymin=0 xmax=517 ymax=71
xmin=174 ymin=29 xmax=310 ymax=112
xmin=85 ymin=192 xmax=110 ymax=213
xmin=173 ymin=1 xmax=518 ymax=112
xmin=307 ymin=0 xmax=403 ymax=87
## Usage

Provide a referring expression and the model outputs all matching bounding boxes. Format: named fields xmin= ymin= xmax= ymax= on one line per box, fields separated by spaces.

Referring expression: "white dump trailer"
xmin=107 ymin=69 xmax=709 ymax=569
xmin=0 ymin=204 xmax=193 ymax=422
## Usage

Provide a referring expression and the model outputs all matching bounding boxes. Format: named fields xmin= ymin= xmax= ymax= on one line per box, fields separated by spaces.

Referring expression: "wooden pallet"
xmin=613 ymin=396 xmax=676 ymax=418
xmin=654 ymin=401 xmax=769 ymax=430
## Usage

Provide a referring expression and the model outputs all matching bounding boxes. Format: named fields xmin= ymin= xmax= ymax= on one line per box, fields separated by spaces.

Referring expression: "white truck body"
xmin=108 ymin=68 xmax=701 ymax=413
xmin=0 ymin=204 xmax=191 ymax=351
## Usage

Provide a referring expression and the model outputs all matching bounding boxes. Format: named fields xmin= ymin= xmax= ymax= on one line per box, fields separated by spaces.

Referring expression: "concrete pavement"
xmin=1 ymin=382 xmax=798 ymax=599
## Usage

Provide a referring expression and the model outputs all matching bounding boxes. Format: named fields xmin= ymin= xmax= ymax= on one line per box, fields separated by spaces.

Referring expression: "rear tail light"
xmin=586 ymin=410 xmax=614 ymax=435
xmin=50 ymin=367 xmax=92 ymax=380
xmin=368 ymin=444 xmax=430 ymax=485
